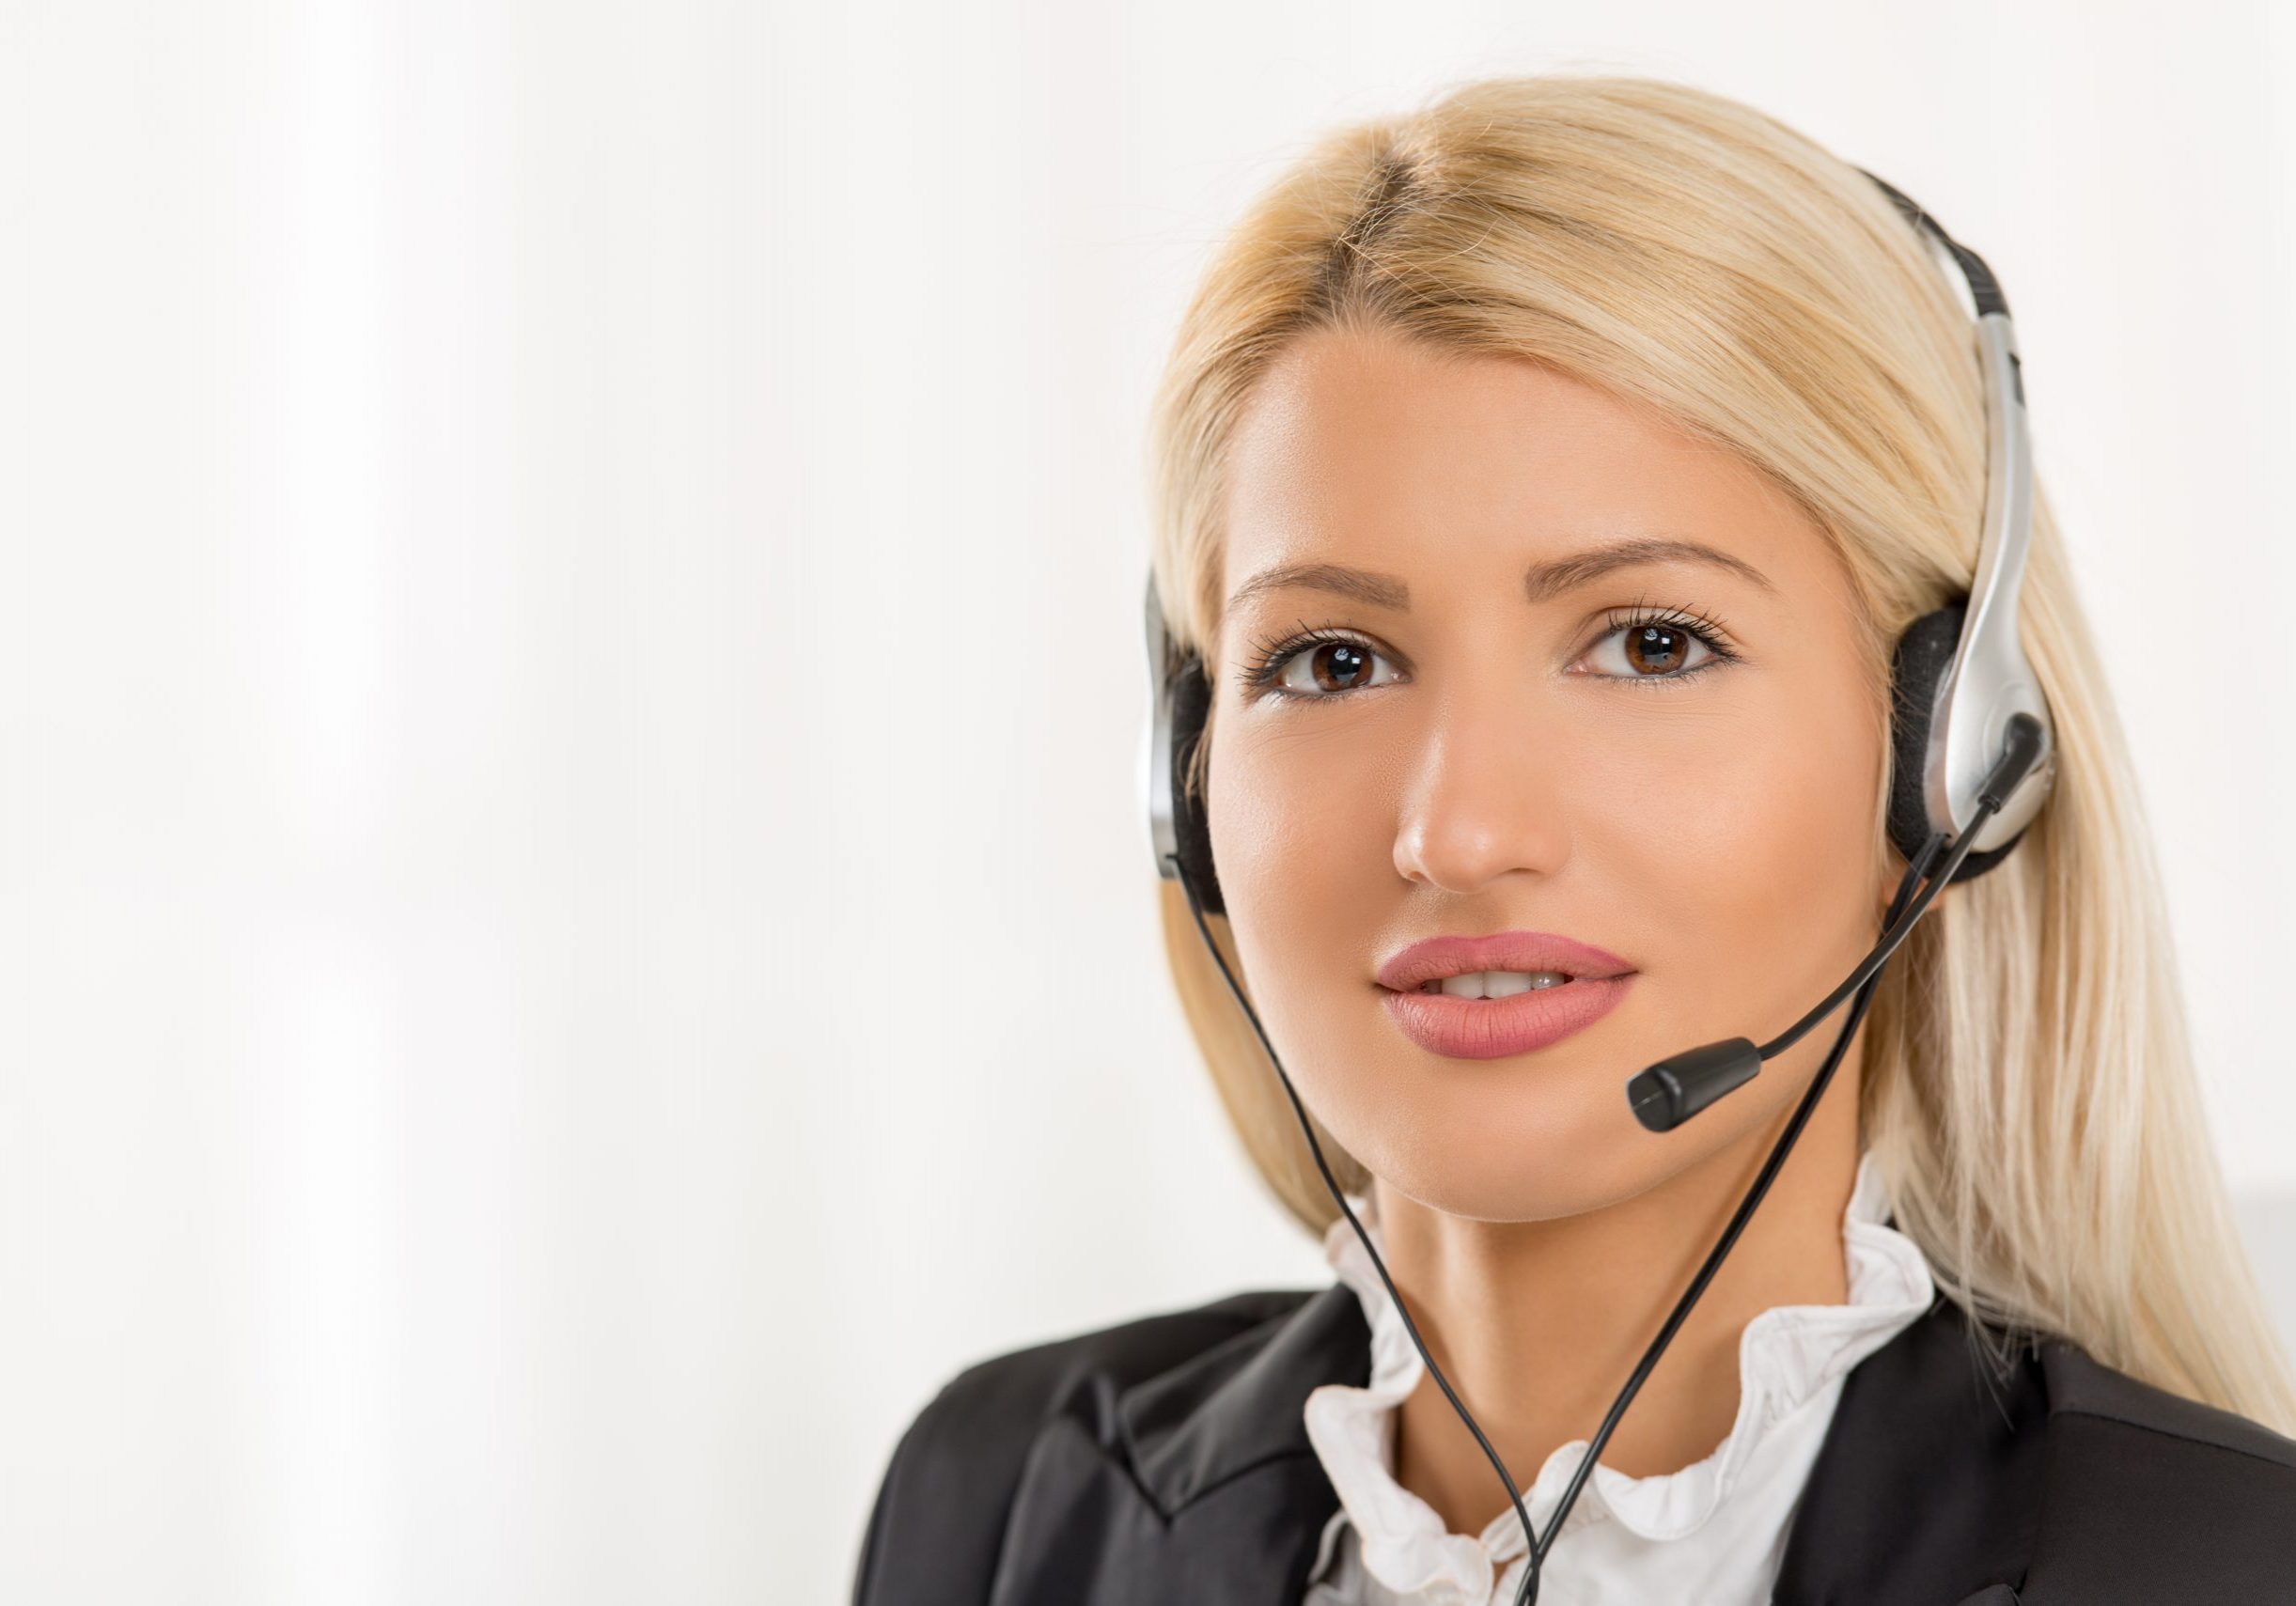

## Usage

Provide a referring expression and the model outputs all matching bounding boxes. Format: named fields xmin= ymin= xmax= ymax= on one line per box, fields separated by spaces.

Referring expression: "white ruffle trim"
xmin=1300 ymin=1150 xmax=1936 ymax=1602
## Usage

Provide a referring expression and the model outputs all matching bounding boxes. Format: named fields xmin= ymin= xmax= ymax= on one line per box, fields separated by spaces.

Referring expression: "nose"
xmin=1390 ymin=678 xmax=1574 ymax=897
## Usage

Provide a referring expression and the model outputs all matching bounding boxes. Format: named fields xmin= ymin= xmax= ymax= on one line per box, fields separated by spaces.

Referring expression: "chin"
xmin=1335 ymin=1041 xmax=1730 ymax=1224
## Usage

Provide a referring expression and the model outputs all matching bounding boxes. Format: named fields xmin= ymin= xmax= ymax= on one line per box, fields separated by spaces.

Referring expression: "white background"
xmin=3 ymin=3 xmax=2292 ymax=1602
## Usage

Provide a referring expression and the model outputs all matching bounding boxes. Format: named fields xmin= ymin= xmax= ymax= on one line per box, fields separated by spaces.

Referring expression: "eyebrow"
xmin=1224 ymin=537 xmax=1777 ymax=616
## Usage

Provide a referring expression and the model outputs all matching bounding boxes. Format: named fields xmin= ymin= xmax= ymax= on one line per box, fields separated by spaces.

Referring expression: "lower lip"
xmin=1380 ymin=975 xmax=1635 ymax=1060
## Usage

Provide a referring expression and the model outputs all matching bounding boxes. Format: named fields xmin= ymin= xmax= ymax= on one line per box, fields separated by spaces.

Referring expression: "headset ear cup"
xmin=1887 ymin=601 xmax=2025 ymax=885
xmin=1169 ymin=655 xmax=1225 ymax=913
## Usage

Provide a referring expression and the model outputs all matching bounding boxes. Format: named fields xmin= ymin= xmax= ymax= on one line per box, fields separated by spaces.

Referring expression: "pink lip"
xmin=1375 ymin=930 xmax=1636 ymax=1062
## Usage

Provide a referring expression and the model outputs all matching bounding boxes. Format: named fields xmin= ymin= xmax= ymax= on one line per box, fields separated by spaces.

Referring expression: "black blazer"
xmin=851 ymin=1280 xmax=2296 ymax=1605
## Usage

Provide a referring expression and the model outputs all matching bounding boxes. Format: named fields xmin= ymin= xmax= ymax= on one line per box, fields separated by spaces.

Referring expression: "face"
xmin=1205 ymin=323 xmax=1893 ymax=1223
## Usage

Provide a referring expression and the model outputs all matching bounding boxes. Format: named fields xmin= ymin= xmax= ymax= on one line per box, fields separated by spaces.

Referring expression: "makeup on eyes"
xmin=1236 ymin=596 xmax=1742 ymax=702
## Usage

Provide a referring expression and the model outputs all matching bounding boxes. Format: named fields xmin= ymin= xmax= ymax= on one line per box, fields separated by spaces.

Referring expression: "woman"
xmin=852 ymin=74 xmax=2296 ymax=1605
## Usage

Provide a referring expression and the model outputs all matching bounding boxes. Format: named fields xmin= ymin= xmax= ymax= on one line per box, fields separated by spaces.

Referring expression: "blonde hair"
xmin=1143 ymin=71 xmax=2296 ymax=1435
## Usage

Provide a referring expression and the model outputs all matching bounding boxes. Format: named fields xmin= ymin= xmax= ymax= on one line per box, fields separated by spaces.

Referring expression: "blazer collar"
xmin=1107 ymin=1282 xmax=2048 ymax=1606
xmin=1117 ymin=1281 xmax=1370 ymax=1518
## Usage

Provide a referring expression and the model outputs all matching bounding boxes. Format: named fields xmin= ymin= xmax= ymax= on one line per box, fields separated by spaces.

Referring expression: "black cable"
xmin=1519 ymin=831 xmax=1945 ymax=1589
xmin=1758 ymin=816 xmax=1978 ymax=1060
xmin=1172 ymin=863 xmax=1544 ymax=1593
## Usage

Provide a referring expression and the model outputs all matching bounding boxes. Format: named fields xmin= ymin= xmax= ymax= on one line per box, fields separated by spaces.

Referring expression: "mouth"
xmin=1374 ymin=931 xmax=1636 ymax=1060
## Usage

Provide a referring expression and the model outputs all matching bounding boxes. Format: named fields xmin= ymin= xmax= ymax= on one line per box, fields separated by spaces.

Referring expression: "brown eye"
xmin=1582 ymin=616 xmax=1721 ymax=681
xmin=1261 ymin=635 xmax=1401 ymax=699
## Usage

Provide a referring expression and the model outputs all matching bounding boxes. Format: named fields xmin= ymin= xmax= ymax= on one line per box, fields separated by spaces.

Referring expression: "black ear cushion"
xmin=1888 ymin=601 xmax=2024 ymax=884
xmin=1168 ymin=655 xmax=1225 ymax=913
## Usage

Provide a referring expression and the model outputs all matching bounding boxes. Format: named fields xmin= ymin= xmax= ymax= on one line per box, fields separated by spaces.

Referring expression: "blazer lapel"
xmin=1773 ymin=1293 xmax=2051 ymax=1606
xmin=988 ymin=1283 xmax=1369 ymax=1606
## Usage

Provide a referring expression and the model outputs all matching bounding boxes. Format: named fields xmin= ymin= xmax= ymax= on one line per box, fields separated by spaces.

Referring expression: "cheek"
xmin=1583 ymin=678 xmax=1883 ymax=1021
xmin=1206 ymin=710 xmax=1398 ymax=956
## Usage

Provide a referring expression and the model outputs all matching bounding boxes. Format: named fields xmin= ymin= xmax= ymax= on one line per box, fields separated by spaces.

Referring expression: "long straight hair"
xmin=1144 ymin=72 xmax=2296 ymax=1435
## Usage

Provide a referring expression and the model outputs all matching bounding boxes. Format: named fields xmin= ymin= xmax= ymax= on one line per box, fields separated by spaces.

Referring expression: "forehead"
xmin=1219 ymin=324 xmax=1832 ymax=609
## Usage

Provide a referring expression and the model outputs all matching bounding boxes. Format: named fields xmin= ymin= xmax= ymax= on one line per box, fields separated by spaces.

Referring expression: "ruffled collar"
xmin=1301 ymin=1150 xmax=1937 ymax=1598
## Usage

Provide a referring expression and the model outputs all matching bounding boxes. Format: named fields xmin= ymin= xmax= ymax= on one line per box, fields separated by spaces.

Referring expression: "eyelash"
xmin=1239 ymin=600 xmax=1742 ymax=701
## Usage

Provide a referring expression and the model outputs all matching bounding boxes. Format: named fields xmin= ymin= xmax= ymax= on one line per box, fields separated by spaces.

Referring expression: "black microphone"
xmin=1625 ymin=711 xmax=2048 ymax=1133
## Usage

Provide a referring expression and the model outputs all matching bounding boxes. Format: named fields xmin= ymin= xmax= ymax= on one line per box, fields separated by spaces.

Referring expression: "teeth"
xmin=1426 ymin=970 xmax=1573 ymax=999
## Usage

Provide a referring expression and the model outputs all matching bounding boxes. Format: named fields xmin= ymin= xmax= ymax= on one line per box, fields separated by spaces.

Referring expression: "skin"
xmin=1204 ymin=320 xmax=1907 ymax=1540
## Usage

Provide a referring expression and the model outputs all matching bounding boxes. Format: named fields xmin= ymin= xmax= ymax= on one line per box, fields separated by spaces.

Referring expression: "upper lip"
xmin=1376 ymin=930 xmax=1635 ymax=992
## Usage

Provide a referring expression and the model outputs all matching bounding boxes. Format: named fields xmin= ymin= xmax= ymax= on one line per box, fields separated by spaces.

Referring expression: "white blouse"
xmin=1300 ymin=1150 xmax=1937 ymax=1606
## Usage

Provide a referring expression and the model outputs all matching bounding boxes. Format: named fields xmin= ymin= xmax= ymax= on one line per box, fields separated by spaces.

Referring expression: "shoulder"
xmin=851 ymin=1287 xmax=1317 ymax=1606
xmin=1764 ymin=1293 xmax=2296 ymax=1605
xmin=2039 ymin=1333 xmax=2296 ymax=1475
xmin=2019 ymin=1335 xmax=2296 ymax=1600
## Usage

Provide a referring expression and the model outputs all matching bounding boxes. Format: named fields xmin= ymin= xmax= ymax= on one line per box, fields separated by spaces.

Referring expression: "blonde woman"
xmin=851 ymin=75 xmax=2296 ymax=1606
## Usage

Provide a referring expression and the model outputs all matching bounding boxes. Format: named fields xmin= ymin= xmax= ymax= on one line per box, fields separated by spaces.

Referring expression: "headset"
xmin=1138 ymin=169 xmax=2058 ymax=1604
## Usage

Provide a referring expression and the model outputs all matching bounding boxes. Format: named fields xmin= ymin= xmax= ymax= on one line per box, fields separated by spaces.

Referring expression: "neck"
xmin=1371 ymin=1048 xmax=1865 ymax=1539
